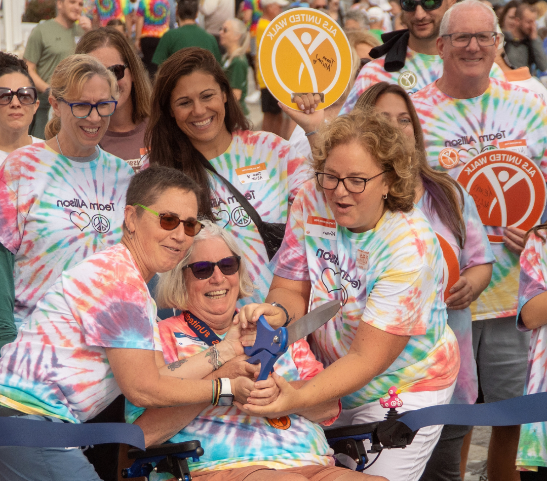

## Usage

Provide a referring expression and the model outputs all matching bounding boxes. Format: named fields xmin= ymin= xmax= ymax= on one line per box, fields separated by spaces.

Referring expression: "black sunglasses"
xmin=107 ymin=64 xmax=128 ymax=81
xmin=0 ymin=87 xmax=37 ymax=105
xmin=400 ymin=0 xmax=443 ymax=11
xmin=183 ymin=256 xmax=241 ymax=280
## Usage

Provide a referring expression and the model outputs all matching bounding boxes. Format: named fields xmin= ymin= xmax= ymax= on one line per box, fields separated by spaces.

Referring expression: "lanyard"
xmin=183 ymin=311 xmax=222 ymax=346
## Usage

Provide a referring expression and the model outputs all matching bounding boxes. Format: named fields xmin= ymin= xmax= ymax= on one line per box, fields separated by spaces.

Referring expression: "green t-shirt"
xmin=23 ymin=19 xmax=84 ymax=103
xmin=152 ymin=23 xmax=222 ymax=65
xmin=223 ymin=55 xmax=249 ymax=115
xmin=0 ymin=243 xmax=15 ymax=352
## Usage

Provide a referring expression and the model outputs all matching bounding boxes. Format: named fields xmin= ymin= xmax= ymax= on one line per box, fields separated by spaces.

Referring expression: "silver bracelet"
xmin=210 ymin=345 xmax=223 ymax=371
xmin=304 ymin=129 xmax=318 ymax=137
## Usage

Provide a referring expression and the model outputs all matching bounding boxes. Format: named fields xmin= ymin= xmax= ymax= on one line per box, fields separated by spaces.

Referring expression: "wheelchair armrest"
xmin=376 ymin=418 xmax=416 ymax=449
xmin=323 ymin=421 xmax=380 ymax=441
xmin=127 ymin=440 xmax=203 ymax=460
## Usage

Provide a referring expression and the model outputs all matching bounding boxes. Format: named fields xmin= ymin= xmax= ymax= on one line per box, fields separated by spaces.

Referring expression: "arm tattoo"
xmin=167 ymin=359 xmax=188 ymax=371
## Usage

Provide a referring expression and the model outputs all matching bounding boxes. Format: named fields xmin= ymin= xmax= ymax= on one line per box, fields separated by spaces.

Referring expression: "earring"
xmin=129 ymin=231 xmax=134 ymax=239
xmin=383 ymin=194 xmax=387 ymax=200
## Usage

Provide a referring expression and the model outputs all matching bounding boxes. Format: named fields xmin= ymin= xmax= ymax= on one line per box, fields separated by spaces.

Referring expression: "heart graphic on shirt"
xmin=320 ymin=267 xmax=349 ymax=305
xmin=213 ymin=209 xmax=230 ymax=228
xmin=70 ymin=211 xmax=91 ymax=231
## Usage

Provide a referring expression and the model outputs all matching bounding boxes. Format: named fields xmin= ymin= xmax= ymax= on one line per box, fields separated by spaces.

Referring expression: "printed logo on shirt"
xmin=438 ymin=148 xmax=460 ymax=169
xmin=436 ymin=233 xmax=459 ymax=300
xmin=456 ymin=149 xmax=546 ymax=243
xmin=91 ymin=214 xmax=110 ymax=233
xmin=397 ymin=71 xmax=417 ymax=90
xmin=70 ymin=211 xmax=91 ymax=231
xmin=305 ymin=215 xmax=337 ymax=239
xmin=231 ymin=206 xmax=252 ymax=227
xmin=235 ymin=164 xmax=270 ymax=184
xmin=356 ymin=249 xmax=369 ymax=270
xmin=267 ymin=416 xmax=292 ymax=430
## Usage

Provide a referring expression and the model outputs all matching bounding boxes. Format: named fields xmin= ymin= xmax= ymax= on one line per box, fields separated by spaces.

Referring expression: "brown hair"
xmin=0 ymin=52 xmax=35 ymax=87
xmin=75 ymin=27 xmax=151 ymax=125
xmin=498 ymin=0 xmax=519 ymax=27
xmin=312 ymin=109 xmax=416 ymax=213
xmin=45 ymin=54 xmax=118 ymax=140
xmin=355 ymin=82 xmax=467 ymax=247
xmin=145 ymin=47 xmax=250 ymax=220
xmin=526 ymin=223 xmax=547 ymax=243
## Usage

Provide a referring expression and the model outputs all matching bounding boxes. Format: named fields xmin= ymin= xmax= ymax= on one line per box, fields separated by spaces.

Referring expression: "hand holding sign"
xmin=278 ymin=93 xmax=325 ymax=135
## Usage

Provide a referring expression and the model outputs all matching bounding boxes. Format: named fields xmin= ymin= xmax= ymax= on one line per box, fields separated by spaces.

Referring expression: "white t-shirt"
xmin=0 ymin=136 xmax=42 ymax=166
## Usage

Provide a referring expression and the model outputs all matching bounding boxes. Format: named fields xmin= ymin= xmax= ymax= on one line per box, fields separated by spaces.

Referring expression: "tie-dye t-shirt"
xmin=272 ymin=180 xmax=459 ymax=408
xmin=0 ymin=243 xmax=161 ymax=424
xmin=125 ymin=313 xmax=334 ymax=476
xmin=340 ymin=46 xmax=505 ymax=115
xmin=207 ymin=130 xmax=311 ymax=305
xmin=412 ymin=79 xmax=547 ymax=321
xmin=94 ymin=0 xmax=127 ymax=26
xmin=515 ymin=231 xmax=547 ymax=470
xmin=0 ymin=144 xmax=133 ymax=329
xmin=137 ymin=0 xmax=170 ymax=38
xmin=417 ymin=190 xmax=494 ymax=405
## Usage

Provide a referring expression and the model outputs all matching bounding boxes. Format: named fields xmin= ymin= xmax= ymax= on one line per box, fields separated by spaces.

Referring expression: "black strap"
xmin=183 ymin=311 xmax=221 ymax=346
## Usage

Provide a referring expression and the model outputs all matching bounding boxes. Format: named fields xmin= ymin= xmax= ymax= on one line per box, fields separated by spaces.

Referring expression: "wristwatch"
xmin=217 ymin=378 xmax=234 ymax=406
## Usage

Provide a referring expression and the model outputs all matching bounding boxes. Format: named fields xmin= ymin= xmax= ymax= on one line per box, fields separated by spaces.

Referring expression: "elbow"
xmin=124 ymin=389 xmax=162 ymax=409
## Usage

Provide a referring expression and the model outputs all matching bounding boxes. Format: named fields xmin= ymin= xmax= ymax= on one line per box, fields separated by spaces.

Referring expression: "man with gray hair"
xmin=344 ymin=8 xmax=368 ymax=31
xmin=413 ymin=1 xmax=547 ymax=480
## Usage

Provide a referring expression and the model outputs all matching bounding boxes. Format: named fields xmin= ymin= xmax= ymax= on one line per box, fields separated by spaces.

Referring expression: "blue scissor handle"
xmin=245 ymin=315 xmax=288 ymax=381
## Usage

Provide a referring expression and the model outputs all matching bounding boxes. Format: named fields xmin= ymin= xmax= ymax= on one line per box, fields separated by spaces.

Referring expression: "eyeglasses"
xmin=183 ymin=256 xmax=241 ymax=280
xmin=59 ymin=98 xmax=118 ymax=119
xmin=107 ymin=64 xmax=128 ymax=81
xmin=315 ymin=171 xmax=387 ymax=194
xmin=0 ymin=87 xmax=38 ymax=105
xmin=134 ymin=204 xmax=203 ymax=236
xmin=400 ymin=0 xmax=443 ymax=12
xmin=441 ymin=31 xmax=500 ymax=48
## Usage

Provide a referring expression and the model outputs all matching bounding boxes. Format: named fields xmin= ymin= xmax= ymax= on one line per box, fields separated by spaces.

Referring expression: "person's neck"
xmin=407 ymin=34 xmax=439 ymax=56
xmin=187 ymin=305 xmax=233 ymax=335
xmin=194 ymin=128 xmax=233 ymax=160
xmin=263 ymin=13 xmax=276 ymax=21
xmin=436 ymin=74 xmax=490 ymax=99
xmin=107 ymin=102 xmax=137 ymax=133
xmin=178 ymin=18 xmax=196 ymax=27
xmin=55 ymin=14 xmax=74 ymax=29
xmin=0 ymin=127 xmax=32 ymax=153
xmin=46 ymin=130 xmax=97 ymax=157
xmin=226 ymin=43 xmax=238 ymax=56
xmin=121 ymin=235 xmax=154 ymax=282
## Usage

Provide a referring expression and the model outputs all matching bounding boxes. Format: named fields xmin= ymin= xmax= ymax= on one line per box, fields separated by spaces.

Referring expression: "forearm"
xmin=264 ymin=277 xmax=310 ymax=328
xmin=290 ymin=380 xmax=339 ymax=423
xmin=461 ymin=264 xmax=492 ymax=302
xmin=521 ymin=291 xmax=547 ymax=330
xmin=233 ymin=89 xmax=242 ymax=101
xmin=136 ymin=16 xmax=144 ymax=41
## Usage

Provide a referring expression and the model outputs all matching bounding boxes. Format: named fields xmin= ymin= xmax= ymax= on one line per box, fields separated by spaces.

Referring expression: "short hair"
xmin=156 ymin=219 xmax=254 ymax=310
xmin=0 ymin=52 xmax=35 ymax=87
xmin=344 ymin=9 xmax=368 ymax=30
xmin=75 ymin=27 xmax=152 ymax=125
xmin=516 ymin=3 xmax=536 ymax=19
xmin=439 ymin=0 xmax=499 ymax=36
xmin=45 ymin=54 xmax=119 ymax=140
xmin=312 ymin=109 xmax=416 ymax=213
xmin=177 ymin=0 xmax=199 ymax=20
xmin=106 ymin=18 xmax=125 ymax=27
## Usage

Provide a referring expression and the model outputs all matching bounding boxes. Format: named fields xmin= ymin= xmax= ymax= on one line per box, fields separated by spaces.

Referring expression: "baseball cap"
xmin=367 ymin=6 xmax=385 ymax=23
xmin=262 ymin=0 xmax=290 ymax=6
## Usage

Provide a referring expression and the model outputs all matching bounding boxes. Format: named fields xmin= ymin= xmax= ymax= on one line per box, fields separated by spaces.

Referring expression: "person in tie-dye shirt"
xmin=411 ymin=1 xmax=547 ymax=479
xmin=237 ymin=110 xmax=460 ymax=480
xmin=145 ymin=48 xmax=311 ymax=309
xmin=136 ymin=0 xmax=171 ymax=76
xmin=515 ymin=225 xmax=547 ymax=479
xmin=92 ymin=0 xmax=127 ymax=27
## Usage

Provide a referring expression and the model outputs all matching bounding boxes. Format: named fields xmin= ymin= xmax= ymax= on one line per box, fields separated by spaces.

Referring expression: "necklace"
xmin=56 ymin=134 xmax=64 ymax=156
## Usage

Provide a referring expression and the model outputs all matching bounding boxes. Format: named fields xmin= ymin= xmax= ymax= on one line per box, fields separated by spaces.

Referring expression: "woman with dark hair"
xmin=499 ymin=0 xmax=519 ymax=32
xmin=146 ymin=47 xmax=311 ymax=306
xmin=76 ymin=27 xmax=152 ymax=170
xmin=354 ymin=82 xmax=494 ymax=481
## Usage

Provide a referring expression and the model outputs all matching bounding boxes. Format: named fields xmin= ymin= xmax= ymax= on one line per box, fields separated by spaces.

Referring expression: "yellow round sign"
xmin=258 ymin=8 xmax=353 ymax=111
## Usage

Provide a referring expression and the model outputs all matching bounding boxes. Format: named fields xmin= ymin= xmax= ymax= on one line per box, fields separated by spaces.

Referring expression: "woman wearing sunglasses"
xmin=0 ymin=54 xmax=134 ymax=339
xmin=0 ymin=166 xmax=270 ymax=481
xmin=76 ymin=27 xmax=152 ymax=171
xmin=124 ymin=219 xmax=385 ymax=481
xmin=237 ymin=110 xmax=460 ymax=480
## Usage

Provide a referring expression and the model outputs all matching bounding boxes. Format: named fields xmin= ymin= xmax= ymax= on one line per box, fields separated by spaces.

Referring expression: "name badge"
xmin=356 ymin=249 xmax=369 ymax=270
xmin=236 ymin=163 xmax=270 ymax=184
xmin=305 ymin=215 xmax=337 ymax=239
xmin=499 ymin=139 xmax=529 ymax=157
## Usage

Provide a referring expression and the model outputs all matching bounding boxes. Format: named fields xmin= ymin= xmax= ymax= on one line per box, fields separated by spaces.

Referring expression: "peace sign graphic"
xmin=92 ymin=214 xmax=111 ymax=234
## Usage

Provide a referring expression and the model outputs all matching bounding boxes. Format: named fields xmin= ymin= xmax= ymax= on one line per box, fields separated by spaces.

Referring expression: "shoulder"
xmin=3 ymin=143 xmax=50 ymax=172
xmin=99 ymin=149 xmax=135 ymax=175
xmin=411 ymin=82 xmax=437 ymax=102
xmin=158 ymin=313 xmax=191 ymax=334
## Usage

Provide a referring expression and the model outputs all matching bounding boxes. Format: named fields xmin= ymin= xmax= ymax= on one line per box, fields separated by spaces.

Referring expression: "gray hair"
xmin=439 ymin=0 xmax=499 ymax=37
xmin=155 ymin=220 xmax=254 ymax=311
xmin=344 ymin=9 xmax=369 ymax=30
xmin=225 ymin=18 xmax=251 ymax=62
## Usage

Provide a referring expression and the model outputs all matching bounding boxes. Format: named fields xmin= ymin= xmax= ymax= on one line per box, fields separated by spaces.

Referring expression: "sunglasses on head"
xmin=400 ymin=0 xmax=442 ymax=12
xmin=0 ymin=87 xmax=37 ymax=105
xmin=107 ymin=64 xmax=128 ymax=81
xmin=183 ymin=255 xmax=241 ymax=280
xmin=134 ymin=204 xmax=202 ymax=236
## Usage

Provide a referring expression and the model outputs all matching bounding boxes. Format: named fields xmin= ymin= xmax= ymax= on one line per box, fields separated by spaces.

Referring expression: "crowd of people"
xmin=1 ymin=0 xmax=547 ymax=480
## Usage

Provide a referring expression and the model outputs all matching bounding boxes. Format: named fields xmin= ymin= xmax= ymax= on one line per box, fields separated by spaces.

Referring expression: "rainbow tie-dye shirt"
xmin=412 ymin=79 xmax=547 ymax=321
xmin=125 ymin=314 xmax=335 ymax=476
xmin=272 ymin=180 xmax=459 ymax=408
xmin=417 ymin=190 xmax=494 ymax=405
xmin=516 ymin=231 xmax=547 ymax=470
xmin=137 ymin=0 xmax=170 ymax=38
xmin=0 ymin=243 xmax=161 ymax=423
xmin=207 ymin=130 xmax=311 ymax=305
xmin=340 ymin=46 xmax=505 ymax=115
xmin=94 ymin=0 xmax=127 ymax=26
xmin=0 ymin=144 xmax=134 ymax=329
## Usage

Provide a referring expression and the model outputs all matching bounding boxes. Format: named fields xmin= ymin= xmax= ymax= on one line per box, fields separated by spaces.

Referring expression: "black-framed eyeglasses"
xmin=441 ymin=31 xmax=500 ymax=48
xmin=59 ymin=98 xmax=118 ymax=119
xmin=183 ymin=255 xmax=241 ymax=280
xmin=0 ymin=87 xmax=37 ymax=105
xmin=315 ymin=171 xmax=387 ymax=194
xmin=107 ymin=64 xmax=128 ymax=81
xmin=400 ymin=0 xmax=443 ymax=12
xmin=134 ymin=204 xmax=203 ymax=236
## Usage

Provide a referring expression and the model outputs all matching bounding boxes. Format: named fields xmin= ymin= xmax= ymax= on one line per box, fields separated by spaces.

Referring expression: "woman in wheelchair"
xmin=126 ymin=220 xmax=386 ymax=481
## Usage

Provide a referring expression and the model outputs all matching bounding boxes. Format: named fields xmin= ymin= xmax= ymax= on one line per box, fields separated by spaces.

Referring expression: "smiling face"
xmin=170 ymin=70 xmax=230 ymax=151
xmin=0 ymin=72 xmax=39 ymax=136
xmin=402 ymin=0 xmax=455 ymax=41
xmin=184 ymin=237 xmax=240 ymax=332
xmin=57 ymin=0 xmax=84 ymax=23
xmin=323 ymin=140 xmax=389 ymax=233
xmin=503 ymin=6 xmax=517 ymax=31
xmin=89 ymin=46 xmax=132 ymax=115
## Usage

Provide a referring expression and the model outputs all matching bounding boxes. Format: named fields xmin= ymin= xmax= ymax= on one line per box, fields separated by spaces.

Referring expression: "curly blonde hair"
xmin=312 ymin=109 xmax=416 ymax=213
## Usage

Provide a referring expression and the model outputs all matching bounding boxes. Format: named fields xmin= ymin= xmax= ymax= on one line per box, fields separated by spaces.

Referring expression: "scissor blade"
xmin=286 ymin=300 xmax=340 ymax=346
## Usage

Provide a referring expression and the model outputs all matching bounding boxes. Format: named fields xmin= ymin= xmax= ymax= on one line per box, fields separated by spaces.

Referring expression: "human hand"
xmin=214 ymin=354 xmax=260 ymax=380
xmin=278 ymin=93 xmax=325 ymax=135
xmin=235 ymin=302 xmax=286 ymax=332
xmin=79 ymin=15 xmax=93 ymax=32
xmin=503 ymin=226 xmax=526 ymax=255
xmin=232 ymin=375 xmax=280 ymax=405
xmin=445 ymin=276 xmax=473 ymax=310
xmin=220 ymin=321 xmax=246 ymax=359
